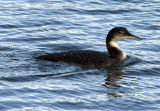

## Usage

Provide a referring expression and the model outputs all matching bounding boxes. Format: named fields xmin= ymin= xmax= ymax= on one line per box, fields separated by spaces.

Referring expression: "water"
xmin=0 ymin=0 xmax=159 ymax=110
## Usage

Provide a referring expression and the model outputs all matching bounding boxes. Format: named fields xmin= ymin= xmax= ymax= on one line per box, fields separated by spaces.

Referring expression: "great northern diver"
xmin=37 ymin=27 xmax=142 ymax=67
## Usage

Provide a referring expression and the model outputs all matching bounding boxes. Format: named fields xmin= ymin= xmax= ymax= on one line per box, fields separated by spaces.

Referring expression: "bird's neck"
xmin=107 ymin=41 xmax=126 ymax=60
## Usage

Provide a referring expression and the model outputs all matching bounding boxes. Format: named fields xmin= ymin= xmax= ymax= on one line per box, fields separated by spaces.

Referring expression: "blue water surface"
xmin=0 ymin=0 xmax=160 ymax=110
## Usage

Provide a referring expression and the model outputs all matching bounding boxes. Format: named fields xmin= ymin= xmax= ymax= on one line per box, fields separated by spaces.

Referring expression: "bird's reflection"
xmin=105 ymin=73 xmax=122 ymax=88
xmin=102 ymin=68 xmax=126 ymax=98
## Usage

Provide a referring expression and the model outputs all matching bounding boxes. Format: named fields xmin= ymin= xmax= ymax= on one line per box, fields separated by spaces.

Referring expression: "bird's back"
xmin=37 ymin=50 xmax=113 ymax=65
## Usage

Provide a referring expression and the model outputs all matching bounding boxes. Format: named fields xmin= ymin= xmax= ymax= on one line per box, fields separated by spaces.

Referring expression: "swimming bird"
xmin=37 ymin=27 xmax=142 ymax=67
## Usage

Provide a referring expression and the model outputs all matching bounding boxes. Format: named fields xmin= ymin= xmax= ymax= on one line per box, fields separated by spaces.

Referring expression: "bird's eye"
xmin=118 ymin=31 xmax=123 ymax=34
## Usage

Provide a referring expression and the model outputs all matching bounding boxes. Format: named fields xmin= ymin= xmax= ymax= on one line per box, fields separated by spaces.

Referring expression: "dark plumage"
xmin=37 ymin=27 xmax=142 ymax=67
xmin=37 ymin=50 xmax=112 ymax=63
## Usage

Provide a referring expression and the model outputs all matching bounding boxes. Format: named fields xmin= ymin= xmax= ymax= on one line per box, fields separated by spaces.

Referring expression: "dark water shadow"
xmin=102 ymin=68 xmax=125 ymax=98
xmin=101 ymin=56 xmax=142 ymax=98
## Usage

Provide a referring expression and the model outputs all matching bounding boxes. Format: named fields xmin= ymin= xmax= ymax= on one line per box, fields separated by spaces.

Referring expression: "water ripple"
xmin=0 ymin=0 xmax=159 ymax=111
